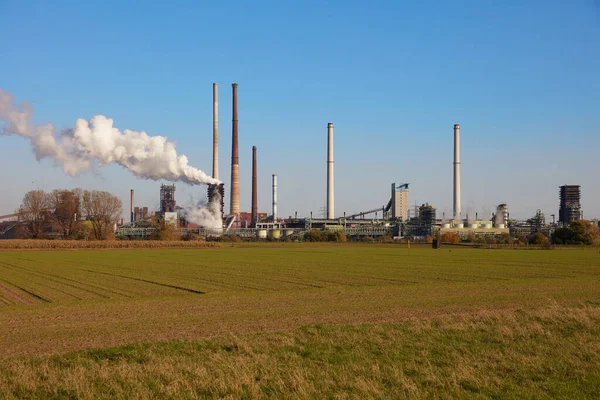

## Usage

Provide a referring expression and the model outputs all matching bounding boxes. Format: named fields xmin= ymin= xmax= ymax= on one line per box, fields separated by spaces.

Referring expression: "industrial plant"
xmin=0 ymin=83 xmax=595 ymax=241
xmin=69 ymin=82 xmax=590 ymax=242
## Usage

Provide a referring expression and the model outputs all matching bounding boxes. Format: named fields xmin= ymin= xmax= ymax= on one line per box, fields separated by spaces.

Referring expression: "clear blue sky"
xmin=1 ymin=0 xmax=599 ymax=220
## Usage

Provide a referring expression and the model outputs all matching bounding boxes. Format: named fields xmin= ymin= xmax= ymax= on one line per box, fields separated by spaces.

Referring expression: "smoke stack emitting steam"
xmin=453 ymin=124 xmax=461 ymax=220
xmin=0 ymin=89 xmax=219 ymax=186
xmin=230 ymin=83 xmax=240 ymax=215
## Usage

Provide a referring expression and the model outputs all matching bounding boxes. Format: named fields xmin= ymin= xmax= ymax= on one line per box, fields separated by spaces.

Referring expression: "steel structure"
xmin=160 ymin=184 xmax=176 ymax=212
xmin=115 ymin=225 xmax=392 ymax=239
xmin=559 ymin=185 xmax=581 ymax=225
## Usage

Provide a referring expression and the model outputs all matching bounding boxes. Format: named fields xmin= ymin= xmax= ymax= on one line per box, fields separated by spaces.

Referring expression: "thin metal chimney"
xmin=326 ymin=123 xmax=334 ymax=219
xmin=130 ymin=189 xmax=134 ymax=223
xmin=272 ymin=174 xmax=278 ymax=221
xmin=453 ymin=124 xmax=461 ymax=220
xmin=251 ymin=146 xmax=258 ymax=226
xmin=212 ymin=83 xmax=219 ymax=180
xmin=230 ymin=83 xmax=240 ymax=215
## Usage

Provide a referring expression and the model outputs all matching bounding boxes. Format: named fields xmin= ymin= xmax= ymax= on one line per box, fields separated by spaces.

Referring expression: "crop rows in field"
xmin=0 ymin=246 xmax=599 ymax=307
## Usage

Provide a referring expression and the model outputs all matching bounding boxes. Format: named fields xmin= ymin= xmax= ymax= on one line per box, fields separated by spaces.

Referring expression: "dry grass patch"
xmin=0 ymin=304 xmax=599 ymax=399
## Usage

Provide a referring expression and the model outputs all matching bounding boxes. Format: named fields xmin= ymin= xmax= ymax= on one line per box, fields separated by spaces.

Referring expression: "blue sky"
xmin=1 ymin=0 xmax=599 ymax=220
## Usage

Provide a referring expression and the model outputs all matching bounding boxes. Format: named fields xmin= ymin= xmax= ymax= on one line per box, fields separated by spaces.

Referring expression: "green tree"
xmin=551 ymin=227 xmax=573 ymax=244
xmin=71 ymin=220 xmax=94 ymax=240
xmin=305 ymin=230 xmax=323 ymax=242
xmin=570 ymin=220 xmax=600 ymax=245
xmin=151 ymin=217 xmax=181 ymax=241
xmin=529 ymin=232 xmax=551 ymax=247
xmin=552 ymin=221 xmax=600 ymax=245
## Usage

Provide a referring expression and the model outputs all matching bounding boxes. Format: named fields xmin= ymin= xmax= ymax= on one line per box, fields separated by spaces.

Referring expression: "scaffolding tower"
xmin=559 ymin=185 xmax=581 ymax=225
xmin=160 ymin=184 xmax=176 ymax=212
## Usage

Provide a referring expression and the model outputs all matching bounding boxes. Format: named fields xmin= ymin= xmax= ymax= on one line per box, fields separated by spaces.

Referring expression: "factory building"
xmin=114 ymin=85 xmax=559 ymax=241
xmin=391 ymin=183 xmax=409 ymax=221
xmin=133 ymin=207 xmax=150 ymax=222
xmin=559 ymin=185 xmax=581 ymax=225
xmin=419 ymin=203 xmax=436 ymax=226
xmin=239 ymin=212 xmax=268 ymax=227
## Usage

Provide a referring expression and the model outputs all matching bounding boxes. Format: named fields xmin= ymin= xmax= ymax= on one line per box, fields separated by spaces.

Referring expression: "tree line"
xmin=440 ymin=220 xmax=600 ymax=247
xmin=17 ymin=189 xmax=122 ymax=240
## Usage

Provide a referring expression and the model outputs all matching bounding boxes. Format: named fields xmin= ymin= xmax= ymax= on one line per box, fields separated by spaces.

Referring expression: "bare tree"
xmin=49 ymin=189 xmax=81 ymax=238
xmin=82 ymin=190 xmax=122 ymax=240
xmin=18 ymin=190 xmax=52 ymax=238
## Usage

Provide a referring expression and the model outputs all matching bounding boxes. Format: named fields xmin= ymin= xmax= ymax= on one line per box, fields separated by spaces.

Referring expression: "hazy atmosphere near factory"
xmin=1 ymin=1 xmax=599 ymax=222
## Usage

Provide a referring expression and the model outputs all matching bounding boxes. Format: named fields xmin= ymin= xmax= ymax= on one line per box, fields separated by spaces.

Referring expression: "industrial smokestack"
xmin=272 ymin=174 xmax=278 ymax=221
xmin=230 ymin=83 xmax=240 ymax=215
xmin=130 ymin=189 xmax=134 ymax=223
xmin=453 ymin=124 xmax=461 ymax=220
xmin=251 ymin=146 xmax=258 ymax=226
xmin=212 ymin=83 xmax=219 ymax=180
xmin=326 ymin=123 xmax=334 ymax=219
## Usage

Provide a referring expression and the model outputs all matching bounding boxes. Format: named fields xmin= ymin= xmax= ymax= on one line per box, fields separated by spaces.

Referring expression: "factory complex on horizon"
xmin=0 ymin=83 xmax=591 ymax=241
xmin=112 ymin=83 xmax=589 ymax=241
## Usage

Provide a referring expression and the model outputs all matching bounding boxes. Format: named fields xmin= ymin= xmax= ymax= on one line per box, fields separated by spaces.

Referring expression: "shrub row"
xmin=304 ymin=230 xmax=347 ymax=242
xmin=0 ymin=240 xmax=220 ymax=250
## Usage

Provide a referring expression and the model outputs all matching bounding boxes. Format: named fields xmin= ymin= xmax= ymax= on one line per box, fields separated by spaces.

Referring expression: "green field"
xmin=1 ymin=244 xmax=599 ymax=398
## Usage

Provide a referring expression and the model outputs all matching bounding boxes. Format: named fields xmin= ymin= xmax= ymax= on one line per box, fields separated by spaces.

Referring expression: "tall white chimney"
xmin=453 ymin=124 xmax=461 ymax=220
xmin=212 ymin=83 xmax=219 ymax=180
xmin=272 ymin=174 xmax=278 ymax=221
xmin=327 ymin=123 xmax=334 ymax=219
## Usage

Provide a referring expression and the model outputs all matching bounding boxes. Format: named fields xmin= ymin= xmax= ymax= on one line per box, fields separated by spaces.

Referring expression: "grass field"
xmin=0 ymin=244 xmax=599 ymax=398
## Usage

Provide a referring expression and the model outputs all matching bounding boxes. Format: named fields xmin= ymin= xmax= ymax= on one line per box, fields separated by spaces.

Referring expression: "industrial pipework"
xmin=327 ymin=123 xmax=334 ymax=219
xmin=230 ymin=83 xmax=240 ymax=215
xmin=212 ymin=83 xmax=219 ymax=180
xmin=453 ymin=124 xmax=461 ymax=220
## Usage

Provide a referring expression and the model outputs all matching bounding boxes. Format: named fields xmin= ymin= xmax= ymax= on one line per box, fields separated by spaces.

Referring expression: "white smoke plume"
xmin=0 ymin=89 xmax=219 ymax=185
xmin=182 ymin=194 xmax=223 ymax=229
